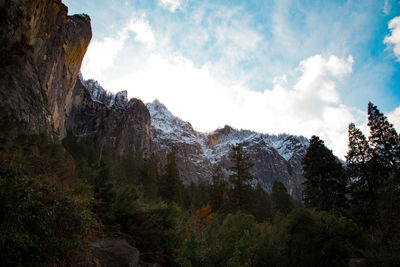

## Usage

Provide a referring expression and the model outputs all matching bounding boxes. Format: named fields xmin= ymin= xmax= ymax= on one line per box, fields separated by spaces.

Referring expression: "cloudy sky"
xmin=64 ymin=0 xmax=400 ymax=158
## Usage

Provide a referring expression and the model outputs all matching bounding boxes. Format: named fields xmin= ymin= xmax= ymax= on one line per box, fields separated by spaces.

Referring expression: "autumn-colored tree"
xmin=193 ymin=204 xmax=213 ymax=229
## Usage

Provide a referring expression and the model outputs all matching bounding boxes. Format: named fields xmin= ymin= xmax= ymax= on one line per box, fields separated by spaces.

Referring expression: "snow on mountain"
xmin=146 ymin=99 xmax=309 ymax=199
xmin=146 ymin=100 xmax=308 ymax=162
xmin=74 ymin=74 xmax=309 ymax=198
xmin=80 ymin=75 xmax=128 ymax=108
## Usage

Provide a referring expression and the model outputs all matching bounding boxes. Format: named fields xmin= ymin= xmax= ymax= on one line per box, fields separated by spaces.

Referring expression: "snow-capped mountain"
xmin=71 ymin=76 xmax=309 ymax=200
xmin=146 ymin=100 xmax=309 ymax=200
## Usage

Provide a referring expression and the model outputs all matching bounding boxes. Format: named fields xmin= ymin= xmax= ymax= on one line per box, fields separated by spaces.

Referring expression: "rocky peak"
xmin=114 ymin=91 xmax=128 ymax=108
xmin=146 ymin=99 xmax=309 ymax=199
xmin=67 ymin=77 xmax=152 ymax=158
xmin=146 ymin=100 xmax=196 ymax=140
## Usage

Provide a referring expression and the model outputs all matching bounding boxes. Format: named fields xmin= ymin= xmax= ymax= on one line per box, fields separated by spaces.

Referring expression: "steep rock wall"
xmin=66 ymin=77 xmax=152 ymax=158
xmin=0 ymin=0 xmax=91 ymax=140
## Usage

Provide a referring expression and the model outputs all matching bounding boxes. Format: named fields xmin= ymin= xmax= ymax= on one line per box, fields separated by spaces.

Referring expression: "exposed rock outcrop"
xmin=66 ymin=77 xmax=152 ymax=158
xmin=76 ymin=237 xmax=140 ymax=267
xmin=146 ymin=100 xmax=308 ymax=200
xmin=67 ymin=76 xmax=307 ymax=199
xmin=0 ymin=0 xmax=91 ymax=141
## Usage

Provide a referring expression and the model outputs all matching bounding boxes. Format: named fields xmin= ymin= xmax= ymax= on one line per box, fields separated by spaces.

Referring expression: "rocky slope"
xmin=71 ymin=77 xmax=309 ymax=199
xmin=146 ymin=100 xmax=309 ymax=200
xmin=71 ymin=79 xmax=309 ymax=199
xmin=0 ymin=0 xmax=92 ymax=141
xmin=66 ymin=75 xmax=152 ymax=158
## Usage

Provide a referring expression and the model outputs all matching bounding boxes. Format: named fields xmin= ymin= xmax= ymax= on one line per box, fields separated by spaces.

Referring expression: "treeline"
xmin=301 ymin=102 xmax=400 ymax=265
xmin=0 ymin=102 xmax=399 ymax=266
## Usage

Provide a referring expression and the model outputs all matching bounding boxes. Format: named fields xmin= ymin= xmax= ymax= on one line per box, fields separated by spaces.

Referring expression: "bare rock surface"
xmin=76 ymin=237 xmax=140 ymax=267
xmin=0 ymin=0 xmax=91 ymax=141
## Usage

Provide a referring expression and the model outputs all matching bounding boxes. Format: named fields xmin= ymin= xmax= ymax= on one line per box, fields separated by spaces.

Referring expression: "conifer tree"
xmin=302 ymin=136 xmax=348 ymax=214
xmin=209 ymin=164 xmax=228 ymax=212
xmin=367 ymin=103 xmax=400 ymax=246
xmin=367 ymin=102 xmax=400 ymax=169
xmin=347 ymin=103 xmax=400 ymax=260
xmin=346 ymin=123 xmax=376 ymax=226
xmin=250 ymin=184 xmax=273 ymax=221
xmin=271 ymin=180 xmax=293 ymax=215
xmin=159 ymin=147 xmax=183 ymax=204
xmin=229 ymin=144 xmax=255 ymax=211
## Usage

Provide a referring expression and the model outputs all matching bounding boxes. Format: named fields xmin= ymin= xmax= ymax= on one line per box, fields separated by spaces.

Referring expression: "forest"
xmin=0 ymin=102 xmax=399 ymax=266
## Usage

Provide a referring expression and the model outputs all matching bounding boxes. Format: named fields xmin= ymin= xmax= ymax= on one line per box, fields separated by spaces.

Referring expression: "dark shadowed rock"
xmin=0 ymin=0 xmax=91 ymax=141
xmin=348 ymin=258 xmax=369 ymax=267
xmin=66 ymin=77 xmax=152 ymax=158
xmin=76 ymin=237 xmax=140 ymax=267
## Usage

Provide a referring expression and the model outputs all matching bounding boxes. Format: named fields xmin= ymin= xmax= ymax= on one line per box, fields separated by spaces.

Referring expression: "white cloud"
xmin=103 ymin=52 xmax=360 ymax=159
xmin=159 ymin=0 xmax=184 ymax=12
xmin=81 ymin=14 xmax=155 ymax=80
xmin=388 ymin=106 xmax=400 ymax=132
xmin=127 ymin=16 xmax=155 ymax=47
xmin=383 ymin=0 xmax=391 ymax=15
xmin=384 ymin=16 xmax=400 ymax=60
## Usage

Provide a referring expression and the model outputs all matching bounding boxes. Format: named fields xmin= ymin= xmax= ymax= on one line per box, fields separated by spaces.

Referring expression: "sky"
xmin=64 ymin=0 xmax=400 ymax=159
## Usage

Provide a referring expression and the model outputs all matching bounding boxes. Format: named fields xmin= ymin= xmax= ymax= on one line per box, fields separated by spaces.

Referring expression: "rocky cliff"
xmin=0 ymin=0 xmax=91 ymax=141
xmin=147 ymin=100 xmax=308 ymax=200
xmin=72 ymin=80 xmax=308 ymax=199
xmin=66 ymin=76 xmax=152 ymax=158
xmin=0 ymin=0 xmax=307 ymax=199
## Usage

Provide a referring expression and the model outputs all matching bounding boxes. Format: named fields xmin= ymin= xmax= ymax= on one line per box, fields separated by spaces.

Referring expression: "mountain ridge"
xmin=80 ymin=78 xmax=309 ymax=199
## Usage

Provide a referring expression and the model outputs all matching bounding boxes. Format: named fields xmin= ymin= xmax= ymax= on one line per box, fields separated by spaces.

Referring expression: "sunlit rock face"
xmin=0 ymin=0 xmax=91 ymax=141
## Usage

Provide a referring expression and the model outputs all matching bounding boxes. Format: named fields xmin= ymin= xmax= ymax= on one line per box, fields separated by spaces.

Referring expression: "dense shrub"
xmin=252 ymin=208 xmax=369 ymax=267
xmin=0 ymin=172 xmax=99 ymax=266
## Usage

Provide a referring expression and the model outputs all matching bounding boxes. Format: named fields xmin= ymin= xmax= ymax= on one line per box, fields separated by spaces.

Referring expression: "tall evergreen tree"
xmin=346 ymin=123 xmax=376 ymax=227
xmin=271 ymin=180 xmax=293 ymax=215
xmin=347 ymin=103 xmax=400 ymax=261
xmin=159 ymin=147 xmax=183 ymax=204
xmin=302 ymin=136 xmax=348 ymax=214
xmin=367 ymin=102 xmax=400 ymax=169
xmin=367 ymin=103 xmax=400 ymax=252
xmin=229 ymin=144 xmax=255 ymax=211
xmin=209 ymin=164 xmax=228 ymax=212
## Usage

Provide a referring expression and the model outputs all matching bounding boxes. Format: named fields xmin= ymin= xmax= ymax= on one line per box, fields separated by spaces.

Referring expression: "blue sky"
xmin=64 ymin=0 xmax=400 ymax=158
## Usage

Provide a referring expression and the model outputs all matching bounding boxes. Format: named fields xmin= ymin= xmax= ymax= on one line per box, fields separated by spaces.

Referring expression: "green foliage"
xmin=178 ymin=212 xmax=257 ymax=267
xmin=229 ymin=144 xmax=255 ymax=211
xmin=249 ymin=184 xmax=273 ymax=222
xmin=209 ymin=165 xmax=228 ymax=212
xmin=271 ymin=180 xmax=293 ymax=215
xmin=302 ymin=135 xmax=348 ymax=214
xmin=347 ymin=102 xmax=400 ymax=264
xmin=182 ymin=182 xmax=210 ymax=210
xmin=0 ymin=172 xmax=99 ymax=266
xmin=252 ymin=208 xmax=369 ymax=267
xmin=159 ymin=147 xmax=184 ymax=204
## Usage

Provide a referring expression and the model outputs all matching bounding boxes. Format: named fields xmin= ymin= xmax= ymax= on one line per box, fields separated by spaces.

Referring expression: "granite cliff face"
xmin=66 ymin=76 xmax=152 ymax=158
xmin=146 ymin=100 xmax=309 ymax=200
xmin=0 ymin=0 xmax=307 ymax=199
xmin=0 ymin=0 xmax=91 ymax=141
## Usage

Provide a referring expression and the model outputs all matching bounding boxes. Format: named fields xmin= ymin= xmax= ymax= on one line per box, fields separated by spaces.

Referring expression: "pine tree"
xmin=347 ymin=103 xmax=400 ymax=261
xmin=302 ymin=136 xmax=348 ymax=214
xmin=367 ymin=102 xmax=400 ymax=169
xmin=159 ymin=147 xmax=183 ymax=204
xmin=140 ymin=158 xmax=159 ymax=199
xmin=271 ymin=180 xmax=293 ymax=215
xmin=366 ymin=103 xmax=400 ymax=251
xmin=346 ymin=123 xmax=376 ymax=226
xmin=209 ymin=164 xmax=228 ymax=212
xmin=229 ymin=144 xmax=255 ymax=211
